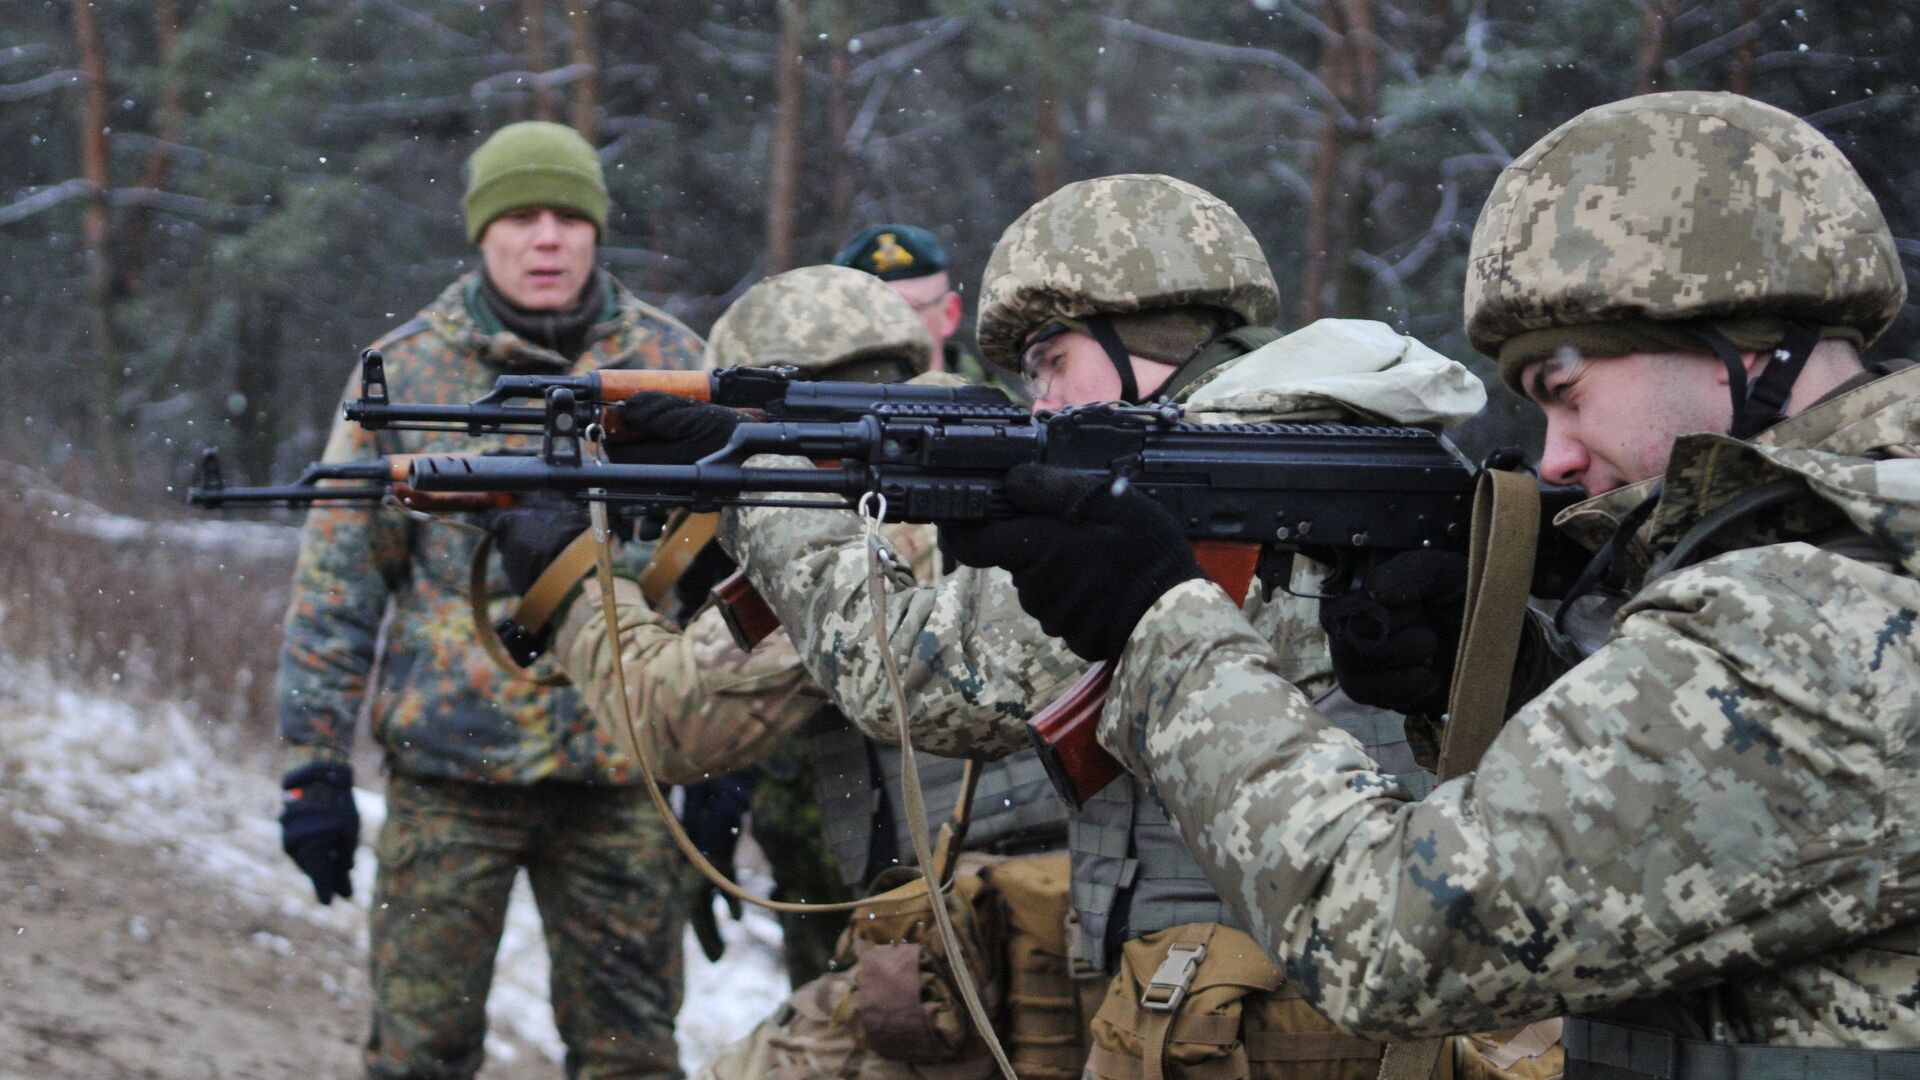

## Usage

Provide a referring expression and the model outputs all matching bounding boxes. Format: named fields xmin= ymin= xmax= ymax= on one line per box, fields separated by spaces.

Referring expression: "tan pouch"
xmin=981 ymin=852 xmax=1089 ymax=1079
xmin=1451 ymin=1020 xmax=1562 ymax=1080
xmin=1088 ymin=923 xmax=1383 ymax=1080
xmin=836 ymin=866 xmax=1004 ymax=1063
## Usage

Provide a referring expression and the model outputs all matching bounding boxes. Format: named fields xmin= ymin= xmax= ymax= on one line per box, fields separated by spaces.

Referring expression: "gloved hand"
xmin=608 ymin=392 xmax=742 ymax=465
xmin=483 ymin=494 xmax=590 ymax=595
xmin=1318 ymin=549 xmax=1469 ymax=716
xmin=678 ymin=772 xmax=757 ymax=962
xmin=940 ymin=463 xmax=1204 ymax=663
xmin=280 ymin=762 xmax=359 ymax=905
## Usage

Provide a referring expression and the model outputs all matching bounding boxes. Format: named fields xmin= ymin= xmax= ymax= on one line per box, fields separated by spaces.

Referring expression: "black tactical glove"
xmin=940 ymin=462 xmax=1204 ymax=663
xmin=678 ymin=772 xmax=757 ymax=962
xmin=609 ymin=392 xmax=742 ymax=465
xmin=483 ymin=494 xmax=590 ymax=595
xmin=1318 ymin=549 xmax=1469 ymax=716
xmin=279 ymin=762 xmax=359 ymax=905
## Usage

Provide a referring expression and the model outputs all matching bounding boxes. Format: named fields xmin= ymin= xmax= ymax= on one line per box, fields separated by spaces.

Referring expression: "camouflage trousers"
xmin=366 ymin=772 xmax=685 ymax=1080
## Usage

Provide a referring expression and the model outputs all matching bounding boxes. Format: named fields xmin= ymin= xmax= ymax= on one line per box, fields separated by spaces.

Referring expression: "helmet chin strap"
xmin=1082 ymin=314 xmax=1141 ymax=404
xmin=1683 ymin=320 xmax=1823 ymax=440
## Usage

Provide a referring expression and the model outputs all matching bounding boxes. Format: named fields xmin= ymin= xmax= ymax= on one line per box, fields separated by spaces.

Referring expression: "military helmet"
xmin=704 ymin=264 xmax=934 ymax=376
xmin=1467 ymin=92 xmax=1905 ymax=371
xmin=976 ymin=174 xmax=1281 ymax=370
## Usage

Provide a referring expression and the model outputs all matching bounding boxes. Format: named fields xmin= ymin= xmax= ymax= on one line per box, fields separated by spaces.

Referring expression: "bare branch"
xmin=367 ymin=0 xmax=489 ymax=51
xmin=0 ymin=43 xmax=58 ymax=67
xmin=0 ymin=68 xmax=82 ymax=102
xmin=0 ymin=179 xmax=92 ymax=227
xmin=848 ymin=15 xmax=967 ymax=83
xmin=1667 ymin=0 xmax=1795 ymax=71
xmin=1099 ymin=17 xmax=1352 ymax=128
xmin=1804 ymin=93 xmax=1908 ymax=128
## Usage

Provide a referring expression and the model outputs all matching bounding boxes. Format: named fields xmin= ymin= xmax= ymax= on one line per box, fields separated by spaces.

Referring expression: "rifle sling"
xmin=467 ymin=530 xmax=580 ymax=687
xmin=1379 ymin=467 xmax=1540 ymax=1080
xmin=637 ymin=510 xmax=721 ymax=607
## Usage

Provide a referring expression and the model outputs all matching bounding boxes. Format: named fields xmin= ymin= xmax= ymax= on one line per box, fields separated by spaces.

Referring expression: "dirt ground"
xmin=0 ymin=814 xmax=554 ymax=1080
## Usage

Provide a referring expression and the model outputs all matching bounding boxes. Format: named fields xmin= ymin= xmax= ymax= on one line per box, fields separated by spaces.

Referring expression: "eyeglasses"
xmin=1019 ymin=323 xmax=1072 ymax=401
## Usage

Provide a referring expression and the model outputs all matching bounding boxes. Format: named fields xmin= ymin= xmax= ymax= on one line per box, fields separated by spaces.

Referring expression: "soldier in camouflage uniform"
xmin=492 ymin=264 xmax=1077 ymax=1078
xmin=692 ymin=175 xmax=1510 ymax=1078
xmin=957 ymin=94 xmax=1920 ymax=1076
xmin=274 ymin=121 xmax=701 ymax=1079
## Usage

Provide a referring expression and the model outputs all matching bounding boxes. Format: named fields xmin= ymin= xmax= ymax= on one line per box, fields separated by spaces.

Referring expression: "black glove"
xmin=1319 ymin=549 xmax=1469 ymax=716
xmin=940 ymin=463 xmax=1204 ymax=663
xmin=608 ymin=392 xmax=742 ymax=465
xmin=483 ymin=495 xmax=590 ymax=595
xmin=280 ymin=762 xmax=359 ymax=905
xmin=678 ymin=772 xmax=757 ymax=962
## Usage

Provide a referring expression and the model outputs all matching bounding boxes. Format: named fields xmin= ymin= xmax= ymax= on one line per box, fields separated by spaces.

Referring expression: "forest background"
xmin=5 ymin=0 xmax=1919 ymax=500
xmin=1 ymin=7 xmax=1917 ymax=1067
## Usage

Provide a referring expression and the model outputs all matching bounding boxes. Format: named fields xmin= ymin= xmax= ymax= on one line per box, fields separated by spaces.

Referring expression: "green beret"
xmin=833 ymin=223 xmax=948 ymax=281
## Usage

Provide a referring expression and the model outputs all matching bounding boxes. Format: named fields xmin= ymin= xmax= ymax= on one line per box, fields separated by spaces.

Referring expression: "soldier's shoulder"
xmin=606 ymin=277 xmax=704 ymax=370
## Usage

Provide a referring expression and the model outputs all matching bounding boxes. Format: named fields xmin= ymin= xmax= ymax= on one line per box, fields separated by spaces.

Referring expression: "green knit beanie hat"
xmin=462 ymin=121 xmax=609 ymax=244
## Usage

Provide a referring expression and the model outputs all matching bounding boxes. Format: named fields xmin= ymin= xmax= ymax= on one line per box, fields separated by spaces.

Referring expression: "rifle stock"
xmin=713 ymin=568 xmax=781 ymax=650
xmin=1028 ymin=539 xmax=1261 ymax=809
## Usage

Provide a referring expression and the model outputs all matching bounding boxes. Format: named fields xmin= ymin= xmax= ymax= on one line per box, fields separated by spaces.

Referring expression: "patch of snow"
xmin=0 ymin=651 xmax=786 ymax=1072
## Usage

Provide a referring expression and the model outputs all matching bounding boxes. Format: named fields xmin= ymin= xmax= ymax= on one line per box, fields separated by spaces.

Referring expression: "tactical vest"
xmin=807 ymin=711 xmax=1069 ymax=891
xmin=1070 ymin=687 xmax=1425 ymax=972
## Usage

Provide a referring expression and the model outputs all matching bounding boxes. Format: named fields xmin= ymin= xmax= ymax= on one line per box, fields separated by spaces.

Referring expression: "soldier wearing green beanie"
xmin=274 ymin=118 xmax=701 ymax=1078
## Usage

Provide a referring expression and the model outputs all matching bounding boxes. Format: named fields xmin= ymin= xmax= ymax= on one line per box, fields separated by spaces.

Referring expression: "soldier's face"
xmin=479 ymin=206 xmax=598 ymax=311
xmin=887 ymin=272 xmax=963 ymax=362
xmin=1019 ymin=328 xmax=1176 ymax=414
xmin=1524 ymin=350 xmax=1733 ymax=495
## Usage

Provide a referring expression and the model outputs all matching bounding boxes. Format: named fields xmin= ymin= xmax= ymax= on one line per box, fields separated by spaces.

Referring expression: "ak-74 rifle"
xmin=342 ymin=347 xmax=1019 ymax=440
xmin=186 ymin=446 xmax=519 ymax=512
xmin=388 ymin=381 xmax=1485 ymax=809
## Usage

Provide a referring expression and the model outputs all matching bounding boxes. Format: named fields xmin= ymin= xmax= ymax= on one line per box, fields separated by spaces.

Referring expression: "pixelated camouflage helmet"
xmin=976 ymin=174 xmax=1281 ymax=370
xmin=1467 ymin=92 xmax=1905 ymax=369
xmin=704 ymin=264 xmax=934 ymax=375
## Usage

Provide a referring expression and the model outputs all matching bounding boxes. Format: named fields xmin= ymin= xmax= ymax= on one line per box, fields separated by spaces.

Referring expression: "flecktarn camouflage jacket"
xmin=276 ymin=271 xmax=703 ymax=783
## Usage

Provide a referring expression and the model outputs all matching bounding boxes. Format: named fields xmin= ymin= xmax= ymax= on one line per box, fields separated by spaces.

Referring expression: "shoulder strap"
xmin=1381 ymin=467 xmax=1541 ymax=1080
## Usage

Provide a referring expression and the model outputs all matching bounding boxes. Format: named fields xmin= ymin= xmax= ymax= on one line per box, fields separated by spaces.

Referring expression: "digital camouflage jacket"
xmin=276 ymin=271 xmax=703 ymax=783
xmin=1102 ymin=364 xmax=1920 ymax=1046
xmin=550 ymin=521 xmax=939 ymax=785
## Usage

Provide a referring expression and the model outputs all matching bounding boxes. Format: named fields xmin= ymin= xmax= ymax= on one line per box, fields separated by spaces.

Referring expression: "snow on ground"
xmin=0 ymin=652 xmax=789 ymax=1072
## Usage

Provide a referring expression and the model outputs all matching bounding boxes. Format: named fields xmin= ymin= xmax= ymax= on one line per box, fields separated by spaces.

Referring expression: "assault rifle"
xmin=396 ymin=389 xmax=1482 ymax=808
xmin=185 ymin=446 xmax=518 ymax=512
xmin=342 ymin=348 xmax=1020 ymax=439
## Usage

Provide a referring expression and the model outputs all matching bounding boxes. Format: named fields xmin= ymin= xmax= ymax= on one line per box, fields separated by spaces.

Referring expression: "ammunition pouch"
xmin=837 ymin=865 xmax=1004 ymax=1064
xmin=982 ymin=852 xmax=1092 ymax=1079
xmin=1086 ymin=923 xmax=1383 ymax=1080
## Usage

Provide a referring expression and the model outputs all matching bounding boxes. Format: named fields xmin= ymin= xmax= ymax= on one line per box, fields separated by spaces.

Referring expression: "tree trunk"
xmin=1301 ymin=0 xmax=1378 ymax=323
xmin=1635 ymin=0 xmax=1677 ymax=94
xmin=519 ymin=0 xmax=556 ymax=121
xmin=119 ymin=0 xmax=184 ymax=297
xmin=1031 ymin=19 xmax=1063 ymax=201
xmin=72 ymin=0 xmax=113 ymax=305
xmin=1333 ymin=0 xmax=1376 ymax=318
xmin=1728 ymin=0 xmax=1761 ymax=95
xmin=765 ymin=0 xmax=806 ymax=274
xmin=825 ymin=1 xmax=854 ymax=245
xmin=71 ymin=0 xmax=121 ymax=461
xmin=565 ymin=0 xmax=599 ymax=142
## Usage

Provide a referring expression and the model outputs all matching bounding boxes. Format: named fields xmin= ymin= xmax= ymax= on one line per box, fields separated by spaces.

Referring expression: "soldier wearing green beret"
xmin=274 ymin=120 xmax=702 ymax=1078
xmin=833 ymin=222 xmax=1022 ymax=397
